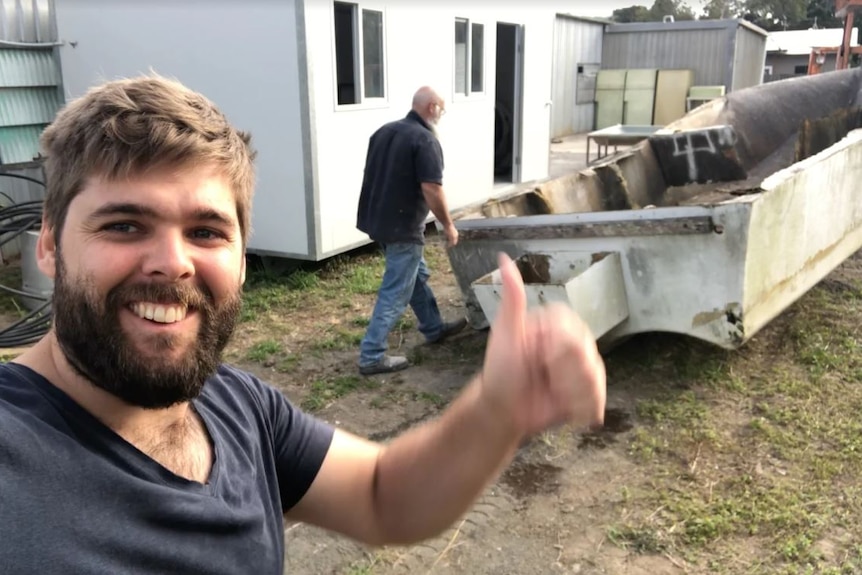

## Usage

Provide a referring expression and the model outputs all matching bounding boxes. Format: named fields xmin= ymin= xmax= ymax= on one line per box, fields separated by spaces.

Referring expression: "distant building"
xmin=764 ymin=28 xmax=859 ymax=81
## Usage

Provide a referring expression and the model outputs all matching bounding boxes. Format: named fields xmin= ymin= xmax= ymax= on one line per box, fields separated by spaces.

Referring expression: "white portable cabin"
xmin=50 ymin=0 xmax=569 ymax=260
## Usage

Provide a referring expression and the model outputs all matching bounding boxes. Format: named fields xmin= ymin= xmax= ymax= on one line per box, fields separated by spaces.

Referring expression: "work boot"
xmin=359 ymin=355 xmax=409 ymax=376
xmin=427 ymin=318 xmax=468 ymax=344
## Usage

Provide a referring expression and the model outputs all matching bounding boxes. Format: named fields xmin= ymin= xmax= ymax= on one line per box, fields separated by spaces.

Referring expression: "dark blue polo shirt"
xmin=356 ymin=110 xmax=444 ymax=244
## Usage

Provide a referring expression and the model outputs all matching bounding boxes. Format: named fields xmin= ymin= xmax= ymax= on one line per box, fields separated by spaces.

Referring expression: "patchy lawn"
xmin=228 ymin=235 xmax=862 ymax=575
xmin=2 ymin=233 xmax=860 ymax=574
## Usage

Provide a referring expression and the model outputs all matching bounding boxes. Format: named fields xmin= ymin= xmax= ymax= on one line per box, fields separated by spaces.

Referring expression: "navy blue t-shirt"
xmin=0 ymin=362 xmax=334 ymax=574
xmin=356 ymin=110 xmax=444 ymax=244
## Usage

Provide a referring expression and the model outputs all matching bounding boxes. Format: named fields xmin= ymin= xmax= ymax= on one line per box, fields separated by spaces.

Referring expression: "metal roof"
xmin=766 ymin=28 xmax=859 ymax=55
xmin=606 ymin=18 xmax=768 ymax=38
xmin=555 ymin=13 xmax=613 ymax=26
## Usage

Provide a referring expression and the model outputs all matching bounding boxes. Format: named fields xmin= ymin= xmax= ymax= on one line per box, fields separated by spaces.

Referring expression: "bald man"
xmin=355 ymin=86 xmax=466 ymax=375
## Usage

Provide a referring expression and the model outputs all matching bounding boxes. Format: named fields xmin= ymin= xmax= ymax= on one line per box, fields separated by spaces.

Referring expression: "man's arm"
xmin=286 ymin=253 xmax=606 ymax=546
xmin=286 ymin=376 xmax=519 ymax=546
xmin=421 ymin=182 xmax=458 ymax=247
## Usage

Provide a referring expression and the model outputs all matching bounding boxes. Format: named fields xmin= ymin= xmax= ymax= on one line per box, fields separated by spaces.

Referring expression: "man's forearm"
xmin=371 ymin=375 xmax=521 ymax=545
xmin=422 ymin=183 xmax=453 ymax=229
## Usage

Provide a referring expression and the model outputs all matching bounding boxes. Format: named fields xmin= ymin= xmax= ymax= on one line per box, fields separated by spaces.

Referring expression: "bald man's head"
xmin=412 ymin=86 xmax=445 ymax=127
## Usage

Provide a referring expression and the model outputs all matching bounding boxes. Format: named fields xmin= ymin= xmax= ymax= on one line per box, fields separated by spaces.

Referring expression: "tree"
xmin=701 ymin=0 xmax=746 ymax=18
xmin=649 ymin=0 xmax=696 ymax=20
xmin=742 ymin=0 xmax=808 ymax=30
xmin=611 ymin=1 xmax=696 ymax=22
xmin=805 ymin=0 xmax=843 ymax=28
xmin=611 ymin=5 xmax=651 ymax=22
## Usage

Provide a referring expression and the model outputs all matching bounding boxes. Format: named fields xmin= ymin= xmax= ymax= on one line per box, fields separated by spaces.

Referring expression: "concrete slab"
xmin=549 ymin=132 xmax=589 ymax=179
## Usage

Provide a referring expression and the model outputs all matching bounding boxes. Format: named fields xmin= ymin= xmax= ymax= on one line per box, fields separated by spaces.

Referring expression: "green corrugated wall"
xmin=0 ymin=48 xmax=63 ymax=165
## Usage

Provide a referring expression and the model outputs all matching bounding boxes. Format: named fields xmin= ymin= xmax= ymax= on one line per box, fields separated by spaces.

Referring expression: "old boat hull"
xmin=448 ymin=68 xmax=862 ymax=349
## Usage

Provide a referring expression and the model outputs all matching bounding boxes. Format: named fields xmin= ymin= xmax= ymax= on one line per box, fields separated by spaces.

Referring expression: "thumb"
xmin=492 ymin=252 xmax=527 ymax=332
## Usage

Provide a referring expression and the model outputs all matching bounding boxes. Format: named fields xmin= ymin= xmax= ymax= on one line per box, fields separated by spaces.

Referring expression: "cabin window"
xmin=454 ymin=18 xmax=484 ymax=96
xmin=576 ymin=63 xmax=600 ymax=105
xmin=334 ymin=2 xmax=386 ymax=105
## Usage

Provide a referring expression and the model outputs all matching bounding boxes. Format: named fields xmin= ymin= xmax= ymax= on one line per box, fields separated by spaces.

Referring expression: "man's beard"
xmin=51 ymin=255 xmax=242 ymax=409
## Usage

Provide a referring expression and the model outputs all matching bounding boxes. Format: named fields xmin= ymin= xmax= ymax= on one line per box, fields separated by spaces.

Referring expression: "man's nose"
xmin=141 ymin=230 xmax=195 ymax=281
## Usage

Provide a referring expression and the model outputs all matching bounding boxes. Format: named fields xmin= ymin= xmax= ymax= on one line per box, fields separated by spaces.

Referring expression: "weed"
xmin=285 ymin=269 xmax=319 ymax=291
xmin=610 ymin=280 xmax=862 ymax=570
xmin=607 ymin=525 xmax=667 ymax=553
xmin=301 ymin=375 xmax=374 ymax=412
xmin=246 ymin=340 xmax=283 ymax=362
xmin=413 ymin=391 xmax=446 ymax=409
xmin=275 ymin=355 xmax=299 ymax=373
xmin=342 ymin=264 xmax=380 ymax=295
xmin=313 ymin=329 xmax=363 ymax=351
xmin=407 ymin=346 xmax=426 ymax=366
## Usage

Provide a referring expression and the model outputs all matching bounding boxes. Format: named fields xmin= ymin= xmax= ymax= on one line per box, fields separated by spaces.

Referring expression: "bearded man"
xmin=0 ymin=75 xmax=606 ymax=574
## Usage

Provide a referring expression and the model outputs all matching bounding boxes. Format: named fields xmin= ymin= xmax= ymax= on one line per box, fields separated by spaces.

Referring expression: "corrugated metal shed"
xmin=602 ymin=19 xmax=768 ymax=93
xmin=732 ymin=24 xmax=768 ymax=92
xmin=0 ymin=0 xmax=62 ymax=167
xmin=0 ymin=48 xmax=60 ymax=85
xmin=551 ymin=14 xmax=605 ymax=137
xmin=1 ymin=0 xmax=56 ymax=43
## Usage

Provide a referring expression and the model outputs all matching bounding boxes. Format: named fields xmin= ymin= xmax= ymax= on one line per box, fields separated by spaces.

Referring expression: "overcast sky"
xmin=573 ymin=1 xmax=708 ymax=19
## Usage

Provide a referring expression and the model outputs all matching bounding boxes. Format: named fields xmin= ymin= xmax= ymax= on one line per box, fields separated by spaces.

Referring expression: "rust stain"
xmin=691 ymin=303 xmax=742 ymax=328
xmin=591 ymin=251 xmax=611 ymax=264
xmin=515 ymin=254 xmax=551 ymax=284
xmin=796 ymin=106 xmax=862 ymax=162
xmin=747 ymin=234 xmax=851 ymax=312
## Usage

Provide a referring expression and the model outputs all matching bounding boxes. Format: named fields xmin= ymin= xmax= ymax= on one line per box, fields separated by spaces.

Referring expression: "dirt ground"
xmin=226 ymin=237 xmax=862 ymax=575
xmin=0 ymin=230 xmax=857 ymax=573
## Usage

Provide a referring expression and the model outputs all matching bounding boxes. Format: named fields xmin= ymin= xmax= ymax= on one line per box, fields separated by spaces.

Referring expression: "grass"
xmin=1 ymin=224 xmax=860 ymax=575
xmin=313 ymin=328 xmax=363 ymax=352
xmin=240 ymin=247 xmax=386 ymax=324
xmin=606 ymin=277 xmax=862 ymax=572
xmin=229 ymin=239 xmax=862 ymax=573
xmin=0 ymin=262 xmax=30 ymax=317
xmin=237 ymin=243 xmax=432 ymax=370
xmin=301 ymin=375 xmax=379 ymax=412
xmin=245 ymin=339 xmax=283 ymax=362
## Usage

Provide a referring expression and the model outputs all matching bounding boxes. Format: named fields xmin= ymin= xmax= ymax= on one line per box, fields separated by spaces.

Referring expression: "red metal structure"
xmin=808 ymin=0 xmax=862 ymax=74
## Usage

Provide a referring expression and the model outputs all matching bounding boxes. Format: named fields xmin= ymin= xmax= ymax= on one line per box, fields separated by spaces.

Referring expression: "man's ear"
xmin=36 ymin=220 xmax=57 ymax=280
xmin=240 ymin=253 xmax=247 ymax=285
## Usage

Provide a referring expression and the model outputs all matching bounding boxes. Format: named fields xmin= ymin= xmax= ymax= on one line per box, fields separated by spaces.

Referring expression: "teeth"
xmin=131 ymin=302 xmax=188 ymax=324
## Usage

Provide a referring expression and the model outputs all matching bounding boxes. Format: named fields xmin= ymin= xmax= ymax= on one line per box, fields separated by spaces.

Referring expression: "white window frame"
xmin=453 ymin=17 xmax=485 ymax=100
xmin=332 ymin=1 xmax=389 ymax=110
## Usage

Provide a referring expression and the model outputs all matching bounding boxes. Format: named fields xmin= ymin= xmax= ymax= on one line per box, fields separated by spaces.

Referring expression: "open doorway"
xmin=494 ymin=22 xmax=524 ymax=184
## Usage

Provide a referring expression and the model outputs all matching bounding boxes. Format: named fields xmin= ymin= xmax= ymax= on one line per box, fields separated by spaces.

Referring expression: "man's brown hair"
xmin=40 ymin=74 xmax=257 ymax=244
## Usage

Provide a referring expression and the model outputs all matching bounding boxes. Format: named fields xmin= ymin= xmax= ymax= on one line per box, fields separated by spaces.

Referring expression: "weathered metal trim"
xmin=295 ymin=0 xmax=321 ymax=261
xmin=606 ymin=19 xmax=766 ymax=37
xmin=457 ymin=215 xmax=718 ymax=241
xmin=554 ymin=13 xmax=612 ymax=26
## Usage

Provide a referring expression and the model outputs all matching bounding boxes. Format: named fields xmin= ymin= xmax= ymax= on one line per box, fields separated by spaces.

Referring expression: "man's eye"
xmin=190 ymin=228 xmax=224 ymax=240
xmin=105 ymin=222 xmax=138 ymax=233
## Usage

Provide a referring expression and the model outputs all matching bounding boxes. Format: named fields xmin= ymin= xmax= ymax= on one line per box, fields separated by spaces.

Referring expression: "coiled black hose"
xmin=0 ymin=172 xmax=51 ymax=348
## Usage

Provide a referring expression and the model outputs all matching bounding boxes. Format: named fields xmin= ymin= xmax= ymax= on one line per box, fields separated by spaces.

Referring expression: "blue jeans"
xmin=359 ymin=242 xmax=445 ymax=366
